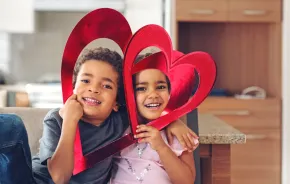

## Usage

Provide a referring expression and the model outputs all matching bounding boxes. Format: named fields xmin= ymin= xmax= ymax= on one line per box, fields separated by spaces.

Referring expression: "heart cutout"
xmin=61 ymin=8 xmax=216 ymax=175
xmin=123 ymin=24 xmax=217 ymax=134
xmin=61 ymin=8 xmax=133 ymax=175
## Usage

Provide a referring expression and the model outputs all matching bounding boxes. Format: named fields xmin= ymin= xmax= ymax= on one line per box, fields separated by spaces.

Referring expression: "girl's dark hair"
xmin=134 ymin=53 xmax=171 ymax=91
xmin=73 ymin=47 xmax=125 ymax=105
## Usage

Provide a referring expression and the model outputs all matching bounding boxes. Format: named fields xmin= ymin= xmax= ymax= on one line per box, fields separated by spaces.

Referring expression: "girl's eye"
xmin=135 ymin=87 xmax=146 ymax=92
xmin=157 ymin=85 xmax=167 ymax=90
xmin=81 ymin=79 xmax=89 ymax=83
xmin=104 ymin=84 xmax=112 ymax=89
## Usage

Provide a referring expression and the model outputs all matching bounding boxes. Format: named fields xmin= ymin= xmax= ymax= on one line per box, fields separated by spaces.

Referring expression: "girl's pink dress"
xmin=110 ymin=129 xmax=186 ymax=184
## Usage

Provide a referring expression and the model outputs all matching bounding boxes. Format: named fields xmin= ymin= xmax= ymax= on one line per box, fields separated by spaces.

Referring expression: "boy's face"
xmin=74 ymin=60 xmax=119 ymax=122
xmin=134 ymin=69 xmax=170 ymax=122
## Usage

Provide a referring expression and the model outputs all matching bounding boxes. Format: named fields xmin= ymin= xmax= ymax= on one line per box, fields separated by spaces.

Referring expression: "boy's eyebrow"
xmin=102 ymin=77 xmax=116 ymax=85
xmin=81 ymin=73 xmax=93 ymax=77
xmin=80 ymin=73 xmax=116 ymax=85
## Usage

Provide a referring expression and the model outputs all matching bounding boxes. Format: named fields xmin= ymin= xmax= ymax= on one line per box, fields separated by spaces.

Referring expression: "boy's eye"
xmin=135 ymin=87 xmax=146 ymax=92
xmin=81 ymin=79 xmax=89 ymax=83
xmin=103 ymin=84 xmax=113 ymax=89
xmin=157 ymin=85 xmax=167 ymax=90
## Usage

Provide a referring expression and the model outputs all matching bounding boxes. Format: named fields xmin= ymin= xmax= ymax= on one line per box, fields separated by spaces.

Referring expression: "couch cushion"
xmin=0 ymin=107 xmax=51 ymax=155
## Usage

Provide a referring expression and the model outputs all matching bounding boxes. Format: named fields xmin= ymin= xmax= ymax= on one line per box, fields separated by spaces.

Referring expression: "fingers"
xmin=182 ymin=134 xmax=194 ymax=152
xmin=176 ymin=134 xmax=187 ymax=151
xmin=188 ymin=129 xmax=199 ymax=139
xmin=187 ymin=133 xmax=196 ymax=147
xmin=137 ymin=137 xmax=150 ymax=144
xmin=134 ymin=132 xmax=151 ymax=139
xmin=136 ymin=125 xmax=154 ymax=133
xmin=167 ymin=132 xmax=174 ymax=146
xmin=68 ymin=94 xmax=77 ymax=100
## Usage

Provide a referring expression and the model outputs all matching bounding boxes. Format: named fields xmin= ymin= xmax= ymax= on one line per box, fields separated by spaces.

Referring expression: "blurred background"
xmin=0 ymin=0 xmax=290 ymax=184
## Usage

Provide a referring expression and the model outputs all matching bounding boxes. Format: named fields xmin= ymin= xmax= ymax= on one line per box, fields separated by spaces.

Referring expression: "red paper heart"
xmin=123 ymin=24 xmax=216 ymax=134
xmin=61 ymin=8 xmax=133 ymax=175
xmin=61 ymin=8 xmax=216 ymax=175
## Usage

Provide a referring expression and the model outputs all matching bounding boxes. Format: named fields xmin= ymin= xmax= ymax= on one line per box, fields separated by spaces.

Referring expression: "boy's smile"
xmin=74 ymin=60 xmax=119 ymax=125
xmin=134 ymin=69 xmax=170 ymax=122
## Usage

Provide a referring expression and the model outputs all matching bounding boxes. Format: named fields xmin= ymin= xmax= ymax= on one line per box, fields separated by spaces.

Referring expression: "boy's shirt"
xmin=32 ymin=108 xmax=129 ymax=184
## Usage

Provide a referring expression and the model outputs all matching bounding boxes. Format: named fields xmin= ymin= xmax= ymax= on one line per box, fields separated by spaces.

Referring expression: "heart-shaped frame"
xmin=123 ymin=24 xmax=217 ymax=134
xmin=61 ymin=8 xmax=216 ymax=175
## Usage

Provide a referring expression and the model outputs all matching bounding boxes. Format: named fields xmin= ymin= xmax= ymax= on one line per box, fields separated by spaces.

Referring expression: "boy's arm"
xmin=40 ymin=94 xmax=82 ymax=184
xmin=47 ymin=118 xmax=78 ymax=184
xmin=165 ymin=116 xmax=198 ymax=151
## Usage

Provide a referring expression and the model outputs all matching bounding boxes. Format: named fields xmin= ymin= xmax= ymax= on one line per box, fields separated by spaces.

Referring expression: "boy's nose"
xmin=89 ymin=87 xmax=100 ymax=94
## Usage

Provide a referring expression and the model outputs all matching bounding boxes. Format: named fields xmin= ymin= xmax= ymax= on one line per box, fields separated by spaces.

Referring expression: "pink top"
xmin=111 ymin=129 xmax=186 ymax=184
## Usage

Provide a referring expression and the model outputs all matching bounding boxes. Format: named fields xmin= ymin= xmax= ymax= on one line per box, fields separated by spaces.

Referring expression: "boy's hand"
xmin=59 ymin=94 xmax=83 ymax=123
xmin=165 ymin=119 xmax=199 ymax=152
xmin=135 ymin=125 xmax=167 ymax=152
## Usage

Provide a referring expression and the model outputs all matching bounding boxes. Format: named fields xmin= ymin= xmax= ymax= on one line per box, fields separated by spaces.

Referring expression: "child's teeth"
xmin=146 ymin=103 xmax=160 ymax=107
xmin=85 ymin=98 xmax=100 ymax=104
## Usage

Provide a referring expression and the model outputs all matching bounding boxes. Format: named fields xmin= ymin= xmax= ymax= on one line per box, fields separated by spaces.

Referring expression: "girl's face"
xmin=134 ymin=69 xmax=170 ymax=122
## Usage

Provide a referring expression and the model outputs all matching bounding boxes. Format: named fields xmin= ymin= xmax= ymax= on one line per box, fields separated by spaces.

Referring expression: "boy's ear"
xmin=113 ymin=102 xmax=119 ymax=112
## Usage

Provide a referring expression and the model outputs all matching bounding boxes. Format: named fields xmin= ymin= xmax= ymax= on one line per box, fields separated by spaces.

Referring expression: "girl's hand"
xmin=135 ymin=125 xmax=167 ymax=152
xmin=165 ymin=119 xmax=199 ymax=152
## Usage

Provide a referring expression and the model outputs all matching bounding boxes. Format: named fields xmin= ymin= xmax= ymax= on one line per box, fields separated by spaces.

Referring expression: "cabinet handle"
xmin=246 ymin=134 xmax=267 ymax=140
xmin=190 ymin=9 xmax=215 ymax=15
xmin=243 ymin=10 xmax=267 ymax=16
xmin=207 ymin=110 xmax=250 ymax=116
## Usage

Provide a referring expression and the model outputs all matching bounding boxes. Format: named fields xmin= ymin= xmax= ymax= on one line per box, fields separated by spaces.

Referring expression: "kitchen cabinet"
xmin=176 ymin=0 xmax=281 ymax=22
xmin=174 ymin=0 xmax=282 ymax=184
xmin=176 ymin=0 xmax=228 ymax=22
xmin=228 ymin=1 xmax=281 ymax=22
xmin=198 ymin=97 xmax=281 ymax=184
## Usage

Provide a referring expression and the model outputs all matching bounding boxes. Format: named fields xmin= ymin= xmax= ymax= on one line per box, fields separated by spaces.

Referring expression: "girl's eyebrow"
xmin=135 ymin=82 xmax=148 ymax=85
xmin=156 ymin=80 xmax=167 ymax=84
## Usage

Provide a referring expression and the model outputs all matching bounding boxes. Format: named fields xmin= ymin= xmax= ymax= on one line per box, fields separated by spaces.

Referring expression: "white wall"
xmin=282 ymin=0 xmax=290 ymax=183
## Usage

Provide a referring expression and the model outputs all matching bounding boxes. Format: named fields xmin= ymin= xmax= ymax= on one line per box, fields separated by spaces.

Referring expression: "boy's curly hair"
xmin=73 ymin=47 xmax=125 ymax=105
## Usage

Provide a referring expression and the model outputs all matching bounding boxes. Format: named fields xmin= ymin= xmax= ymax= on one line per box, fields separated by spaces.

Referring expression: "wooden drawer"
xmin=228 ymin=1 xmax=281 ymax=22
xmin=176 ymin=0 xmax=228 ymax=22
xmin=198 ymin=97 xmax=281 ymax=129
xmin=231 ymin=128 xmax=281 ymax=184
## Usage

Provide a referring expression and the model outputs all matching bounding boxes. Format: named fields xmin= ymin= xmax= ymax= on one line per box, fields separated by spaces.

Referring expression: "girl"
xmin=111 ymin=54 xmax=198 ymax=184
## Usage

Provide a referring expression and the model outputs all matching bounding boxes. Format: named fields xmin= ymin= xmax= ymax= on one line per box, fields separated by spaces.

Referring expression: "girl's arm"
xmin=157 ymin=145 xmax=195 ymax=184
xmin=136 ymin=125 xmax=196 ymax=184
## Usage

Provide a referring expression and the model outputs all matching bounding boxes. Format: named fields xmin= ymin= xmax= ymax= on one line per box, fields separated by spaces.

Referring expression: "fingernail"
xmin=134 ymin=135 xmax=137 ymax=138
xmin=194 ymin=139 xmax=199 ymax=145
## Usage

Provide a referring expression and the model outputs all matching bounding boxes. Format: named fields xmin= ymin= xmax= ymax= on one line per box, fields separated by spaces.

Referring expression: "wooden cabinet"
xmin=228 ymin=1 xmax=281 ymax=22
xmin=198 ymin=97 xmax=281 ymax=184
xmin=175 ymin=0 xmax=282 ymax=184
xmin=176 ymin=0 xmax=282 ymax=22
xmin=176 ymin=0 xmax=228 ymax=22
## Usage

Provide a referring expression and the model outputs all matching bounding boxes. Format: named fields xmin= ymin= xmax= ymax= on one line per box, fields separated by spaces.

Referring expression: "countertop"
xmin=198 ymin=114 xmax=246 ymax=144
